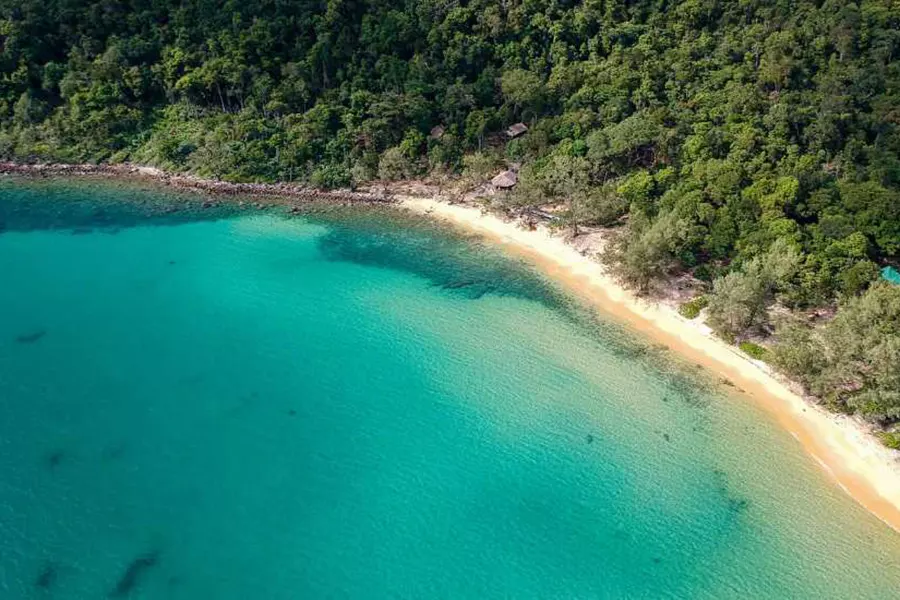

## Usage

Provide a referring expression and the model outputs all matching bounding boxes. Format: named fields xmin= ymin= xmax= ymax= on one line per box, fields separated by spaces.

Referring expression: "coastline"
xmin=5 ymin=161 xmax=900 ymax=534
xmin=399 ymin=195 xmax=900 ymax=535
xmin=0 ymin=162 xmax=395 ymax=206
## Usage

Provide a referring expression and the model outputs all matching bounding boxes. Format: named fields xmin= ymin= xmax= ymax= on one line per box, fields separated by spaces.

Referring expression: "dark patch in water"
xmin=664 ymin=371 xmax=712 ymax=409
xmin=288 ymin=409 xmax=297 ymax=417
xmin=0 ymin=179 xmax=245 ymax=234
xmin=611 ymin=342 xmax=649 ymax=360
xmin=312 ymin=211 xmax=568 ymax=308
xmin=729 ymin=498 xmax=750 ymax=513
xmin=45 ymin=449 xmax=66 ymax=470
xmin=109 ymin=550 xmax=159 ymax=598
xmin=35 ymin=562 xmax=58 ymax=590
xmin=712 ymin=469 xmax=751 ymax=517
xmin=585 ymin=434 xmax=594 ymax=444
xmin=652 ymin=557 xmax=662 ymax=564
xmin=662 ymin=433 xmax=671 ymax=442
xmin=168 ymin=260 xmax=177 ymax=266
xmin=16 ymin=330 xmax=46 ymax=344
xmin=442 ymin=279 xmax=476 ymax=290
xmin=101 ymin=441 xmax=128 ymax=461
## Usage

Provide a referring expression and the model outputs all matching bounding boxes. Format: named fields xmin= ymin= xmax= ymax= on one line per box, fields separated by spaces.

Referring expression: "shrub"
xmin=692 ymin=263 xmax=714 ymax=282
xmin=678 ymin=295 xmax=708 ymax=319
xmin=310 ymin=163 xmax=350 ymax=188
xmin=876 ymin=431 xmax=900 ymax=450
xmin=739 ymin=341 xmax=770 ymax=361
xmin=377 ymin=146 xmax=408 ymax=181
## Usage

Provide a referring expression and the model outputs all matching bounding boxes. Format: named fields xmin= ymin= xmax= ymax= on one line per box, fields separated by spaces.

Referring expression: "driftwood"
xmin=522 ymin=207 xmax=557 ymax=222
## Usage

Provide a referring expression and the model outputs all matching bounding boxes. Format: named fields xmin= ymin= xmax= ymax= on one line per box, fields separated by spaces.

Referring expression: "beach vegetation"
xmin=705 ymin=239 xmax=802 ymax=337
xmin=679 ymin=296 xmax=708 ymax=320
xmin=771 ymin=283 xmax=900 ymax=426
xmin=738 ymin=341 xmax=770 ymax=362
xmin=876 ymin=432 xmax=900 ymax=450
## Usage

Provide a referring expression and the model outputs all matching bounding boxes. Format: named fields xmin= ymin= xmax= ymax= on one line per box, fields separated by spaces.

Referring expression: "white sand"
xmin=401 ymin=195 xmax=900 ymax=533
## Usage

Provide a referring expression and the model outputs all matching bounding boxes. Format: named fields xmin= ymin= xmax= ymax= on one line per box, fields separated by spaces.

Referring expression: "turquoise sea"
xmin=1 ymin=179 xmax=900 ymax=599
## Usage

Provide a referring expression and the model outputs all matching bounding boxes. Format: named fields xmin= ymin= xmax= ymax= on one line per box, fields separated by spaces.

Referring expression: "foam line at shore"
xmin=401 ymin=195 xmax=900 ymax=534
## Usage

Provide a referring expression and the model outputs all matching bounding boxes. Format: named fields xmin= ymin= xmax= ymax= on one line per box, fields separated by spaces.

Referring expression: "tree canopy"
xmin=772 ymin=283 xmax=900 ymax=425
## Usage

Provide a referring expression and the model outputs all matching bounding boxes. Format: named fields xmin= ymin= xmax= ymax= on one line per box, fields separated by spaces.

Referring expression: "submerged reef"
xmin=313 ymin=208 xmax=569 ymax=309
xmin=109 ymin=550 xmax=160 ymax=598
xmin=0 ymin=164 xmax=393 ymax=236
xmin=44 ymin=449 xmax=66 ymax=471
xmin=15 ymin=330 xmax=46 ymax=344
xmin=34 ymin=562 xmax=58 ymax=590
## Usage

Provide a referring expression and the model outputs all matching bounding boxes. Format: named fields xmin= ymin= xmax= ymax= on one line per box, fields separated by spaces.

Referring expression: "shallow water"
xmin=1 ymin=179 xmax=900 ymax=598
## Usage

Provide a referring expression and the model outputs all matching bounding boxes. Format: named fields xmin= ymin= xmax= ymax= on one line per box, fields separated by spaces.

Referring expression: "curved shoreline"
xmin=5 ymin=163 xmax=900 ymax=533
xmin=400 ymin=195 xmax=900 ymax=535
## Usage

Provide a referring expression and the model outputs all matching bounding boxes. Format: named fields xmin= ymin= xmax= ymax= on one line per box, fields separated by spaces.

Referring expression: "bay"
xmin=1 ymin=180 xmax=899 ymax=598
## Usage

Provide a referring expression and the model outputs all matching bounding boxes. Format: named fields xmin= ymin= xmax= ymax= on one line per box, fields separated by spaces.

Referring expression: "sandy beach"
xmin=401 ymin=195 xmax=900 ymax=534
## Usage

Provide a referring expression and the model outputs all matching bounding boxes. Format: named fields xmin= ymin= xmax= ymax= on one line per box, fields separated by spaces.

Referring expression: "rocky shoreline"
xmin=0 ymin=162 xmax=396 ymax=207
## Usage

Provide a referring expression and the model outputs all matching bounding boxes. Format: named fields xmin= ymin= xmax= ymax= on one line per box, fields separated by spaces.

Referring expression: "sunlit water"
xmin=1 ymin=179 xmax=899 ymax=598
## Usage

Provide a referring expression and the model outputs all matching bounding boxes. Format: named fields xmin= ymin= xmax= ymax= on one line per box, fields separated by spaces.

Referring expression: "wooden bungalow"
xmin=505 ymin=122 xmax=528 ymax=138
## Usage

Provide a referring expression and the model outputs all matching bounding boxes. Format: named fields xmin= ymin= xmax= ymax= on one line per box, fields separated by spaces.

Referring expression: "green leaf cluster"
xmin=678 ymin=296 xmax=708 ymax=320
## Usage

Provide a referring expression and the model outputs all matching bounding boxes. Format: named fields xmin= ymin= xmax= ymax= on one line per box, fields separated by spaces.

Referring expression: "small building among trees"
xmin=883 ymin=266 xmax=900 ymax=285
xmin=491 ymin=170 xmax=518 ymax=189
xmin=505 ymin=123 xmax=528 ymax=138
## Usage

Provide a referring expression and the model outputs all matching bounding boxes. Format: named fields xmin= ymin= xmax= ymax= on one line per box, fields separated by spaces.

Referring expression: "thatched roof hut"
xmin=491 ymin=170 xmax=518 ymax=189
xmin=505 ymin=122 xmax=528 ymax=138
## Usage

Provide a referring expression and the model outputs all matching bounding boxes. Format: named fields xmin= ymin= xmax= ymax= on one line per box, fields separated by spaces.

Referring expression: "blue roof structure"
xmin=882 ymin=266 xmax=900 ymax=285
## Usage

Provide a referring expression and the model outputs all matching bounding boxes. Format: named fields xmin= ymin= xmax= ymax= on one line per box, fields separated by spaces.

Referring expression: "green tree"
xmin=706 ymin=265 xmax=768 ymax=338
xmin=773 ymin=283 xmax=900 ymax=425
xmin=706 ymin=239 xmax=802 ymax=337
xmin=545 ymin=154 xmax=591 ymax=236
xmin=607 ymin=210 xmax=691 ymax=292
xmin=500 ymin=69 xmax=545 ymax=122
xmin=378 ymin=146 xmax=407 ymax=181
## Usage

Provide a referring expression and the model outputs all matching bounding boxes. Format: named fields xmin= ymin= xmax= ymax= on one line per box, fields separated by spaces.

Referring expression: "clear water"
xmin=1 ymin=179 xmax=899 ymax=598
